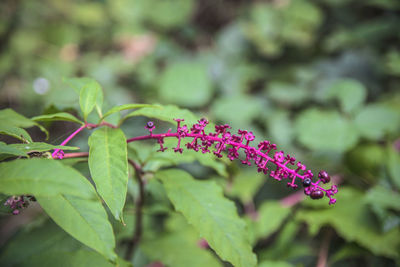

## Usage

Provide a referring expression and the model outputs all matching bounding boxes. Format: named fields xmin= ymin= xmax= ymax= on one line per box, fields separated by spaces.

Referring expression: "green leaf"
xmin=211 ymin=95 xmax=264 ymax=129
xmin=250 ymin=201 xmax=291 ymax=244
xmin=122 ymin=104 xmax=204 ymax=127
xmin=0 ymin=220 xmax=83 ymax=266
xmin=385 ymin=49 xmax=400 ymax=76
xmin=0 ymin=159 xmax=97 ymax=199
xmin=155 ymin=169 xmax=257 ymax=267
xmin=0 ymin=159 xmax=117 ymax=261
xmin=295 ymin=108 xmax=359 ymax=152
xmin=229 ymin=170 xmax=264 ymax=203
xmin=88 ymin=127 xmax=129 ymax=221
xmin=265 ymin=110 xmax=294 ymax=148
xmin=364 ymin=185 xmax=400 ymax=211
xmin=141 ymin=214 xmax=222 ymax=267
xmin=296 ymin=187 xmax=400 ymax=258
xmin=0 ymin=141 xmax=27 ymax=157
xmin=25 ymin=250 xmax=130 ymax=267
xmin=0 ymin=125 xmax=33 ymax=142
xmin=141 ymin=0 xmax=195 ymax=29
xmin=329 ymin=244 xmax=366 ymax=265
xmin=0 ymin=108 xmax=48 ymax=138
xmin=387 ymin=146 xmax=400 ymax=189
xmin=258 ymin=261 xmax=293 ymax=267
xmin=354 ymin=104 xmax=400 ymax=140
xmin=0 ymin=108 xmax=43 ymax=129
xmin=266 ymin=81 xmax=309 ymax=106
xmin=64 ymin=77 xmax=104 ymax=118
xmin=31 ymin=112 xmax=84 ymax=125
xmin=257 ymin=221 xmax=305 ymax=261
xmin=327 ymin=78 xmax=367 ymax=114
xmin=9 ymin=142 xmax=79 ymax=153
xmin=37 ymin=195 xmax=117 ymax=262
xmin=101 ymin=103 xmax=158 ymax=121
xmin=79 ymin=81 xmax=101 ymax=121
xmin=158 ymin=61 xmax=213 ymax=108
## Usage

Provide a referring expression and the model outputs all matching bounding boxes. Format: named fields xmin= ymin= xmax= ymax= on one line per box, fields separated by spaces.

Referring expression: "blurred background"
xmin=1 ymin=0 xmax=400 ymax=266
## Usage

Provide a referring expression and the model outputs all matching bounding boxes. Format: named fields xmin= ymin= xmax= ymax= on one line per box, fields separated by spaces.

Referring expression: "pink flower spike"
xmin=125 ymin=118 xmax=338 ymax=205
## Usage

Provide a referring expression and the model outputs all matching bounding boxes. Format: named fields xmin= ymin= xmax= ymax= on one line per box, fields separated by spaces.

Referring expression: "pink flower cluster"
xmin=4 ymin=195 xmax=35 ymax=215
xmin=135 ymin=118 xmax=338 ymax=205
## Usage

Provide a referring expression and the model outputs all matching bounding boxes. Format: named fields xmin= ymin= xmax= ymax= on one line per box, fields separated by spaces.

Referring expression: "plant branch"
xmin=125 ymin=159 xmax=145 ymax=260
xmin=62 ymin=152 xmax=89 ymax=158
xmin=317 ymin=230 xmax=332 ymax=267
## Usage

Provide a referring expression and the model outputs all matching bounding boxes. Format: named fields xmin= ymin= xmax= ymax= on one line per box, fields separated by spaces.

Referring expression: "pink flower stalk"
xmin=128 ymin=118 xmax=338 ymax=205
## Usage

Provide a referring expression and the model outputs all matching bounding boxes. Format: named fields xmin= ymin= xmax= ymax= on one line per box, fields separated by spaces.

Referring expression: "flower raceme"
xmin=127 ymin=118 xmax=338 ymax=205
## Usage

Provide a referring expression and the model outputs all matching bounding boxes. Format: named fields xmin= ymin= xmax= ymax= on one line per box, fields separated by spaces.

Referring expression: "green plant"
xmin=0 ymin=78 xmax=336 ymax=266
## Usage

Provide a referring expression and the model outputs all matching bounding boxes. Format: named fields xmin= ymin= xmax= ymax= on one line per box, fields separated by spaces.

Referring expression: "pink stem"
xmin=52 ymin=125 xmax=86 ymax=158
xmin=51 ymin=122 xmax=117 ymax=158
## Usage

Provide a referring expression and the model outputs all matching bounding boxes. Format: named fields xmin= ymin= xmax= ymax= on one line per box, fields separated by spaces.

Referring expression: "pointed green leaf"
xmin=155 ymin=169 xmax=257 ymax=267
xmin=0 ymin=125 xmax=32 ymax=142
xmin=0 ymin=108 xmax=44 ymax=129
xmin=79 ymin=81 xmax=101 ymax=121
xmin=9 ymin=142 xmax=79 ymax=153
xmin=95 ymin=84 xmax=104 ymax=117
xmin=37 ymin=194 xmax=117 ymax=261
xmin=64 ymin=77 xmax=104 ymax=118
xmin=0 ymin=218 xmax=130 ymax=267
xmin=102 ymin=103 xmax=158 ymax=121
xmin=32 ymin=112 xmax=84 ymax=125
xmin=141 ymin=214 xmax=222 ymax=267
xmin=88 ymin=127 xmax=129 ymax=221
xmin=0 ymin=141 xmax=27 ymax=157
xmin=0 ymin=158 xmax=117 ymax=260
xmin=0 ymin=159 xmax=96 ymax=199
xmin=0 ymin=108 xmax=48 ymax=138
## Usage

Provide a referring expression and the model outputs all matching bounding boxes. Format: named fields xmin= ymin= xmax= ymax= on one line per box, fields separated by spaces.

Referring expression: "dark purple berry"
xmin=318 ymin=170 xmax=330 ymax=184
xmin=310 ymin=189 xmax=324 ymax=199
xmin=303 ymin=178 xmax=312 ymax=187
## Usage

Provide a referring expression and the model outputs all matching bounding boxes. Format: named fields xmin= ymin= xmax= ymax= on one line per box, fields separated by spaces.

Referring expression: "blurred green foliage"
xmin=1 ymin=0 xmax=400 ymax=266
